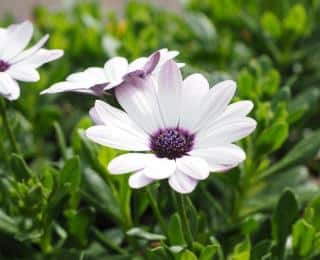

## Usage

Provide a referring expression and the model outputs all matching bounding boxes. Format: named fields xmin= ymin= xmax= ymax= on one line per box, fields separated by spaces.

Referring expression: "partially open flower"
xmin=0 ymin=21 xmax=63 ymax=100
xmin=41 ymin=48 xmax=184 ymax=96
xmin=86 ymin=61 xmax=256 ymax=194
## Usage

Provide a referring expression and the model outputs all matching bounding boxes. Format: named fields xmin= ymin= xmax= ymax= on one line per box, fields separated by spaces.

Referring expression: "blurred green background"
xmin=0 ymin=0 xmax=320 ymax=259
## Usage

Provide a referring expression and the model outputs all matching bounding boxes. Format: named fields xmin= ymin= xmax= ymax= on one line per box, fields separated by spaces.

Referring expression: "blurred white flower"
xmin=0 ymin=21 xmax=63 ymax=100
xmin=41 ymin=48 xmax=184 ymax=96
xmin=86 ymin=60 xmax=256 ymax=194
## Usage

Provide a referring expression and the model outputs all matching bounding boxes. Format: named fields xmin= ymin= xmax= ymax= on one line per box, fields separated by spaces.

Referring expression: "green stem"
xmin=39 ymin=227 xmax=53 ymax=253
xmin=174 ymin=193 xmax=193 ymax=249
xmin=146 ymin=186 xmax=167 ymax=235
xmin=0 ymin=98 xmax=19 ymax=154
xmin=53 ymin=121 xmax=68 ymax=160
xmin=0 ymin=138 xmax=9 ymax=166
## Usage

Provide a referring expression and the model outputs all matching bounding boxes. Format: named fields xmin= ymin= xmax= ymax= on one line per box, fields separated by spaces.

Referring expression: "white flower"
xmin=41 ymin=48 xmax=184 ymax=96
xmin=0 ymin=21 xmax=63 ymax=100
xmin=86 ymin=61 xmax=256 ymax=194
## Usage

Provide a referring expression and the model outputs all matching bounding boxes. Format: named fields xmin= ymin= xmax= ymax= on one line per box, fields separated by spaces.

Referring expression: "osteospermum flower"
xmin=0 ymin=21 xmax=63 ymax=100
xmin=86 ymin=61 xmax=256 ymax=193
xmin=41 ymin=48 xmax=184 ymax=96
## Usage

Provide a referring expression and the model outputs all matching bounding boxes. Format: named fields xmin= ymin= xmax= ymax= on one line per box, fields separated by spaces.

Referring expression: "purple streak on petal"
xmin=91 ymin=83 xmax=108 ymax=96
xmin=143 ymin=51 xmax=160 ymax=75
xmin=121 ymin=52 xmax=160 ymax=83
xmin=123 ymin=69 xmax=146 ymax=80
xmin=123 ymin=74 xmax=149 ymax=89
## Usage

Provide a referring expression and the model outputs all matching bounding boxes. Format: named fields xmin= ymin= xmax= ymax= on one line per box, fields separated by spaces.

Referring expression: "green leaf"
xmin=10 ymin=154 xmax=33 ymax=181
xmin=168 ymin=213 xmax=186 ymax=245
xmin=147 ymin=246 xmax=172 ymax=260
xmin=256 ymin=121 xmax=288 ymax=154
xmin=305 ymin=195 xmax=320 ymax=230
xmin=199 ymin=244 xmax=219 ymax=260
xmin=65 ymin=209 xmax=92 ymax=246
xmin=185 ymin=197 xmax=199 ymax=237
xmin=237 ymin=70 xmax=255 ymax=99
xmin=288 ymin=87 xmax=320 ymax=124
xmin=251 ymin=240 xmax=272 ymax=260
xmin=292 ymin=219 xmax=315 ymax=257
xmin=261 ymin=12 xmax=282 ymax=38
xmin=82 ymin=168 xmax=121 ymax=222
xmin=264 ymin=69 xmax=281 ymax=96
xmin=259 ymin=130 xmax=320 ymax=179
xmin=271 ymin=86 xmax=291 ymax=108
xmin=231 ymin=238 xmax=251 ymax=260
xmin=60 ymin=156 xmax=81 ymax=193
xmin=0 ymin=209 xmax=19 ymax=235
xmin=272 ymin=189 xmax=299 ymax=258
xmin=180 ymin=250 xmax=197 ymax=260
xmin=127 ymin=227 xmax=166 ymax=241
xmin=283 ymin=4 xmax=307 ymax=35
xmin=41 ymin=166 xmax=54 ymax=196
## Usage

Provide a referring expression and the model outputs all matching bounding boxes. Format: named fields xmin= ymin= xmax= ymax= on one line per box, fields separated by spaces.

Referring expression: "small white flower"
xmin=0 ymin=21 xmax=63 ymax=100
xmin=86 ymin=61 xmax=256 ymax=194
xmin=41 ymin=48 xmax=184 ymax=96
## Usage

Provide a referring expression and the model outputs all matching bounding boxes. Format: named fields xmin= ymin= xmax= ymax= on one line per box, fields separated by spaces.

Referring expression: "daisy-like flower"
xmin=0 ymin=21 xmax=63 ymax=100
xmin=86 ymin=61 xmax=256 ymax=193
xmin=41 ymin=48 xmax=184 ymax=96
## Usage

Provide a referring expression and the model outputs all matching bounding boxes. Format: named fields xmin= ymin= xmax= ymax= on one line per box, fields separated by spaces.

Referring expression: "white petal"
xmin=209 ymin=164 xmax=237 ymax=172
xmin=169 ymin=170 xmax=198 ymax=194
xmin=108 ymin=153 xmax=154 ymax=174
xmin=104 ymin=57 xmax=128 ymax=85
xmin=177 ymin=62 xmax=185 ymax=68
xmin=41 ymin=82 xmax=93 ymax=95
xmin=194 ymin=80 xmax=236 ymax=132
xmin=128 ymin=57 xmax=148 ymax=72
xmin=86 ymin=125 xmax=150 ymax=151
xmin=190 ymin=144 xmax=246 ymax=171
xmin=89 ymin=107 xmax=103 ymax=125
xmin=195 ymin=117 xmax=257 ymax=148
xmin=93 ymin=100 xmax=148 ymax=140
xmin=16 ymin=48 xmax=63 ymax=68
xmin=144 ymin=157 xmax=176 ymax=180
xmin=1 ymin=21 xmax=33 ymax=61
xmin=157 ymin=60 xmax=182 ymax=127
xmin=67 ymin=67 xmax=106 ymax=84
xmin=197 ymin=101 xmax=255 ymax=142
xmin=152 ymin=49 xmax=184 ymax=75
xmin=179 ymin=73 xmax=209 ymax=130
xmin=209 ymin=100 xmax=254 ymax=127
xmin=7 ymin=65 xmax=40 ymax=82
xmin=176 ymin=156 xmax=209 ymax=180
xmin=115 ymin=77 xmax=164 ymax=134
xmin=10 ymin=34 xmax=49 ymax=64
xmin=157 ymin=49 xmax=179 ymax=67
xmin=41 ymin=67 xmax=106 ymax=95
xmin=129 ymin=170 xmax=154 ymax=189
xmin=0 ymin=72 xmax=20 ymax=100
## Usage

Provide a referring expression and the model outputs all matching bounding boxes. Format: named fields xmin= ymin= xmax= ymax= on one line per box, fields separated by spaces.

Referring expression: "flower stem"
xmin=146 ymin=186 xmax=167 ymax=235
xmin=175 ymin=193 xmax=193 ymax=249
xmin=0 ymin=98 xmax=19 ymax=154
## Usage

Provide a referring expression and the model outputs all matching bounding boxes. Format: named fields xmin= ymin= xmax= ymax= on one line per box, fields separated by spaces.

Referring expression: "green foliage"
xmin=0 ymin=0 xmax=320 ymax=259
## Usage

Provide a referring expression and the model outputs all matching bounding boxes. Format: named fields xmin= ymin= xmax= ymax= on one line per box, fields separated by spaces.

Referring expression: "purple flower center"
xmin=150 ymin=128 xmax=195 ymax=159
xmin=0 ymin=60 xmax=10 ymax=72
